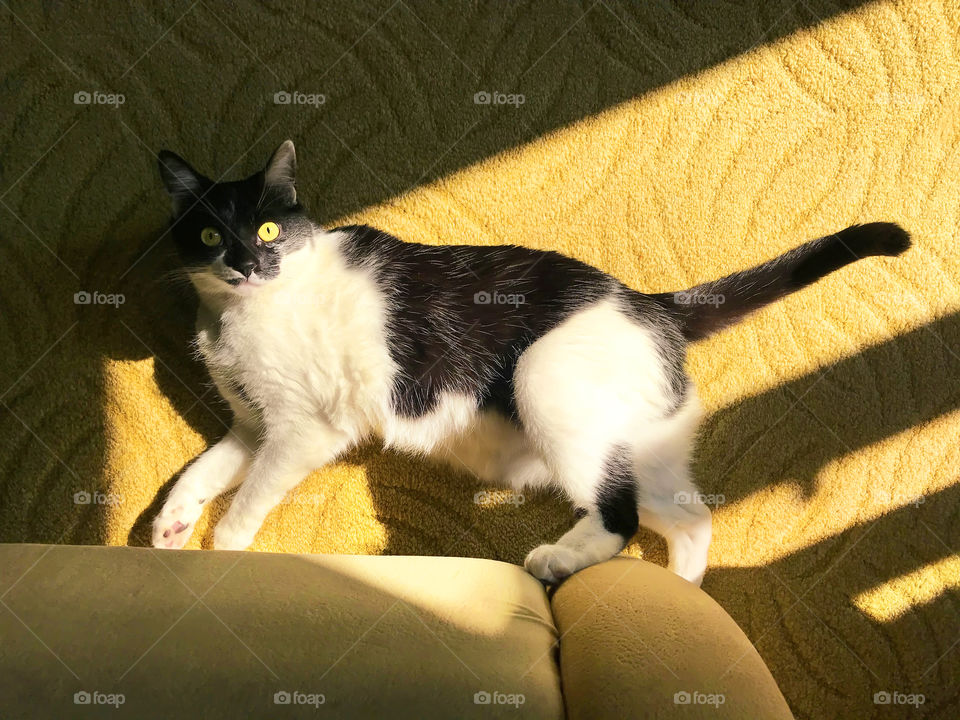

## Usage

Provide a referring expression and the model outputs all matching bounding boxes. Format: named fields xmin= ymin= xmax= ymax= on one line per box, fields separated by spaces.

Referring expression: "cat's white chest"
xmin=195 ymin=254 xmax=397 ymax=438
xmin=203 ymin=302 xmax=332 ymax=417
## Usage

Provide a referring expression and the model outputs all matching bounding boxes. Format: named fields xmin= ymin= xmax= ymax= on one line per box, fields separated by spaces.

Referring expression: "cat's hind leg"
xmin=633 ymin=395 xmax=712 ymax=586
xmin=436 ymin=409 xmax=553 ymax=491
xmin=520 ymin=425 xmax=712 ymax=586
xmin=514 ymin=297 xmax=709 ymax=584
xmin=514 ymin=298 xmax=663 ymax=583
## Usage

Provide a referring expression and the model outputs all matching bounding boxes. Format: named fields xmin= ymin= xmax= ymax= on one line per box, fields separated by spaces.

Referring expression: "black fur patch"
xmin=336 ymin=225 xmax=688 ymax=422
xmin=338 ymin=220 xmax=617 ymax=420
xmin=596 ymin=447 xmax=639 ymax=539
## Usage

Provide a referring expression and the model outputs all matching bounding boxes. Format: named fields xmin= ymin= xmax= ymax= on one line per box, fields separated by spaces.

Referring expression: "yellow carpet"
xmin=1 ymin=1 xmax=958 ymax=717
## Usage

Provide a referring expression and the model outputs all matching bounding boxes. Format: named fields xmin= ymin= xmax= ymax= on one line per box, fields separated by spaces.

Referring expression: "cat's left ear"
xmin=263 ymin=140 xmax=297 ymax=205
xmin=158 ymin=150 xmax=209 ymax=215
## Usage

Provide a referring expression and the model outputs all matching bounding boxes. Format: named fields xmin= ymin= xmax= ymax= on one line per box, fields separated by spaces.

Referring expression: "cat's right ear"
xmin=157 ymin=151 xmax=207 ymax=215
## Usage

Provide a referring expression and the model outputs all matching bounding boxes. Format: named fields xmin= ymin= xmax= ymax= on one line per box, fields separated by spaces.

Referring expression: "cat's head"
xmin=157 ymin=140 xmax=313 ymax=292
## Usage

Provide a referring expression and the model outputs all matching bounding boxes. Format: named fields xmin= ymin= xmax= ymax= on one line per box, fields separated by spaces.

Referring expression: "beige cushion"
xmin=1 ymin=545 xmax=793 ymax=718
xmin=0 ymin=545 xmax=563 ymax=719
xmin=553 ymin=557 xmax=794 ymax=719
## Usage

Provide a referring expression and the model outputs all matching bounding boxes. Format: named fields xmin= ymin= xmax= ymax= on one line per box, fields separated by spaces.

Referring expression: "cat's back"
xmin=332 ymin=223 xmax=623 ymax=302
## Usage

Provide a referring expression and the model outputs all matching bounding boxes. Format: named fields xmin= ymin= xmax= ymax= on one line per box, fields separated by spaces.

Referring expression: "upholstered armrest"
xmin=0 ymin=545 xmax=563 ymax=719
xmin=553 ymin=557 xmax=794 ymax=719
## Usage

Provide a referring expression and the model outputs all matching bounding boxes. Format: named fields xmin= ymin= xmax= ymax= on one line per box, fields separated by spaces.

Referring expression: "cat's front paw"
xmin=152 ymin=499 xmax=205 ymax=549
xmin=212 ymin=520 xmax=256 ymax=551
xmin=524 ymin=543 xmax=579 ymax=584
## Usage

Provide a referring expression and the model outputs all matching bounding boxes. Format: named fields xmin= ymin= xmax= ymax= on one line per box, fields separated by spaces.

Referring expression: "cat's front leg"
xmin=153 ymin=423 xmax=258 ymax=549
xmin=212 ymin=426 xmax=350 ymax=551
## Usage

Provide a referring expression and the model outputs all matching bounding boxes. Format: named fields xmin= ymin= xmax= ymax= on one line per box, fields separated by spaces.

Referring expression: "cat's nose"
xmin=237 ymin=259 xmax=257 ymax=278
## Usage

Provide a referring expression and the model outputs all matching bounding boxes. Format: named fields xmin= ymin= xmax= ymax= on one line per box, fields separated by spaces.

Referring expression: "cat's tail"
xmin=652 ymin=222 xmax=911 ymax=342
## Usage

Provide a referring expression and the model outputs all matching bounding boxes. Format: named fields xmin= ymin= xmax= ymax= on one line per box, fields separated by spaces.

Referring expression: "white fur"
xmin=154 ymin=228 xmax=711 ymax=585
xmin=383 ymin=393 xmax=479 ymax=455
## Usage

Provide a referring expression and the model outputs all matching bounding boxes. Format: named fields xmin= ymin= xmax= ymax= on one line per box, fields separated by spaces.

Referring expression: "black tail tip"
xmin=847 ymin=221 xmax=912 ymax=257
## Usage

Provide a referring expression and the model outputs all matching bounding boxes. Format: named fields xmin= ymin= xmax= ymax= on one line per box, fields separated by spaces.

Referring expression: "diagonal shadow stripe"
xmin=695 ymin=310 xmax=960 ymax=505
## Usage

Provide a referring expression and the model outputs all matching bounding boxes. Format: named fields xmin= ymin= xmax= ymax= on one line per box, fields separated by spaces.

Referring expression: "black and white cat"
xmin=153 ymin=140 xmax=910 ymax=586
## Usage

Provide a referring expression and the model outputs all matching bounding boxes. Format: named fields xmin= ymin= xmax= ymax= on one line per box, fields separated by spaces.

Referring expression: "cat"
xmin=153 ymin=139 xmax=910 ymax=586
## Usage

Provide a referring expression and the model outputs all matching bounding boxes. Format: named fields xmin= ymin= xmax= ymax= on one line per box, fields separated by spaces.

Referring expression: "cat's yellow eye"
xmin=200 ymin=227 xmax=221 ymax=247
xmin=257 ymin=221 xmax=281 ymax=242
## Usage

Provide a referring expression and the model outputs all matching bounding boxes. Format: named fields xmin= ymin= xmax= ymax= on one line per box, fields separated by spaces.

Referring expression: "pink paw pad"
xmin=162 ymin=520 xmax=190 ymax=539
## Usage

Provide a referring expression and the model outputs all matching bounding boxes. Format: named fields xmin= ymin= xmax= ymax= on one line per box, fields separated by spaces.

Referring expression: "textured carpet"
xmin=1 ymin=1 xmax=958 ymax=718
